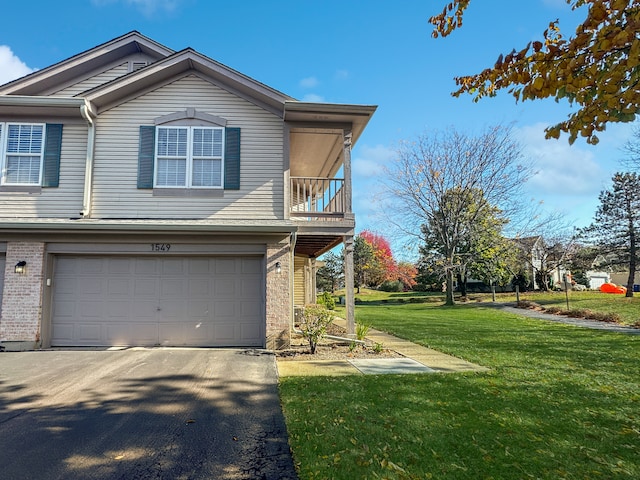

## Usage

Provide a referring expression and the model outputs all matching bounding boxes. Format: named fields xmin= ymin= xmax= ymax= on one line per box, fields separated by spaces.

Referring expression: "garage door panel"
xmin=242 ymin=258 xmax=262 ymax=274
xmin=241 ymin=301 xmax=262 ymax=317
xmin=240 ymin=277 xmax=262 ymax=297
xmin=215 ymin=258 xmax=237 ymax=274
xmin=52 ymin=255 xmax=264 ymax=347
xmin=77 ymin=324 xmax=102 ymax=343
xmin=51 ymin=323 xmax=74 ymax=344
xmin=134 ymin=258 xmax=158 ymax=275
xmin=78 ymin=300 xmax=107 ymax=319
xmin=240 ymin=323 xmax=262 ymax=343
xmin=79 ymin=277 xmax=106 ymax=295
xmin=213 ymin=323 xmax=237 ymax=342
xmin=160 ymin=278 xmax=185 ymax=297
xmin=134 ymin=278 xmax=158 ymax=296
xmin=107 ymin=277 xmax=132 ymax=296
xmin=108 ymin=257 xmax=133 ymax=274
xmin=189 ymin=260 xmax=213 ymax=275
xmin=188 ymin=300 xmax=211 ymax=317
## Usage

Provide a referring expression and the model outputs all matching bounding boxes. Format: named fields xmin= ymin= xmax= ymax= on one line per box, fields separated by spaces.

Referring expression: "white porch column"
xmin=343 ymin=129 xmax=353 ymax=216
xmin=343 ymin=234 xmax=355 ymax=336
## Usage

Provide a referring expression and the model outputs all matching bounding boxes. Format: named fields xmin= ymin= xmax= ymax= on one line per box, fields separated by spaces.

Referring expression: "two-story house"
xmin=0 ymin=32 xmax=375 ymax=351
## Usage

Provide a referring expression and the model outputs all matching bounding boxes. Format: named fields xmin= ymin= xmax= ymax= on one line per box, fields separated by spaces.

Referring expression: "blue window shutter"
xmin=42 ymin=124 xmax=63 ymax=187
xmin=224 ymin=127 xmax=240 ymax=190
xmin=138 ymin=126 xmax=155 ymax=189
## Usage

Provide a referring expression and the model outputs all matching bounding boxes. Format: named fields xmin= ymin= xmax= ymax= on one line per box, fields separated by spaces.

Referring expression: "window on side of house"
xmin=0 ymin=123 xmax=46 ymax=186
xmin=155 ymin=126 xmax=224 ymax=189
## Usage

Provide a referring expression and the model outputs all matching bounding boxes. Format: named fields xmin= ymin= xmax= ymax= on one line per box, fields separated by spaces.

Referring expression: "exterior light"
xmin=14 ymin=261 xmax=27 ymax=274
xmin=275 ymin=262 xmax=282 ymax=274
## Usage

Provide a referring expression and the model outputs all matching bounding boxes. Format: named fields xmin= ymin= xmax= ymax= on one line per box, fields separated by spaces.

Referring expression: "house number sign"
xmin=151 ymin=243 xmax=171 ymax=252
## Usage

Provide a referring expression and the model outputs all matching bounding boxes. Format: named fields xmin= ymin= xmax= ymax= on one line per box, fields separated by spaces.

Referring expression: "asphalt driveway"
xmin=0 ymin=348 xmax=297 ymax=480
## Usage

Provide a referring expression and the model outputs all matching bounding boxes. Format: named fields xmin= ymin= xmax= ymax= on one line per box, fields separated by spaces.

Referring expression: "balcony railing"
xmin=290 ymin=177 xmax=346 ymax=219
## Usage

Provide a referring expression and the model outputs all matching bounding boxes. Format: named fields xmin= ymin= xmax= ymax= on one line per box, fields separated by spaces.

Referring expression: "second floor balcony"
xmin=289 ymin=176 xmax=348 ymax=221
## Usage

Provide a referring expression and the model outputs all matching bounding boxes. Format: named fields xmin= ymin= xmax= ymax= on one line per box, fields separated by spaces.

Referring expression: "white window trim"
xmin=0 ymin=122 xmax=46 ymax=186
xmin=154 ymin=125 xmax=225 ymax=189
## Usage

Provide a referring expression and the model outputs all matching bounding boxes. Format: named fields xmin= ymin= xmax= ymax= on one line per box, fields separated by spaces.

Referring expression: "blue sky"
xmin=0 ymin=0 xmax=633 ymax=255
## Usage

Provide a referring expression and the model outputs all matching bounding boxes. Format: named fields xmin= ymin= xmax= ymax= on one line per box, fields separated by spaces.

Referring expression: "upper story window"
xmin=0 ymin=123 xmax=45 ymax=185
xmin=155 ymin=126 xmax=224 ymax=188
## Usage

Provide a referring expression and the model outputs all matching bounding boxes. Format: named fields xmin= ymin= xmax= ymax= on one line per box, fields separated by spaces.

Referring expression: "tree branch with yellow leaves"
xmin=430 ymin=0 xmax=640 ymax=144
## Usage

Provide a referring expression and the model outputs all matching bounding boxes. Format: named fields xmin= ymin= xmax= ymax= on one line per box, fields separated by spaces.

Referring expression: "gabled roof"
xmin=0 ymin=31 xmax=173 ymax=96
xmin=83 ymin=48 xmax=295 ymax=116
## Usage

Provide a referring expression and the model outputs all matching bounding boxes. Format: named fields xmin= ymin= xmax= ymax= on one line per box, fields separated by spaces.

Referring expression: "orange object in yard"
xmin=600 ymin=283 xmax=627 ymax=294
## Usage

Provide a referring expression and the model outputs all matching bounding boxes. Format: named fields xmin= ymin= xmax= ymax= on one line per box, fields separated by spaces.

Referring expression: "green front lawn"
xmin=279 ymin=301 xmax=640 ymax=479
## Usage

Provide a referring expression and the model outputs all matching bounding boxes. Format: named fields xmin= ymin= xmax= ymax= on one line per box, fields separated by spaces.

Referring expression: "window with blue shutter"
xmin=0 ymin=122 xmax=63 ymax=187
xmin=137 ymin=125 xmax=240 ymax=190
xmin=224 ymin=127 xmax=240 ymax=190
xmin=43 ymin=124 xmax=63 ymax=187
xmin=137 ymin=125 xmax=156 ymax=189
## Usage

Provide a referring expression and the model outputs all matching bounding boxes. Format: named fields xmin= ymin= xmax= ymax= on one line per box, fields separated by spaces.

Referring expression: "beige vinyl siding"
xmin=0 ymin=124 xmax=87 ymax=217
xmin=52 ymin=63 xmax=130 ymax=97
xmin=294 ymin=256 xmax=306 ymax=306
xmin=91 ymin=75 xmax=285 ymax=219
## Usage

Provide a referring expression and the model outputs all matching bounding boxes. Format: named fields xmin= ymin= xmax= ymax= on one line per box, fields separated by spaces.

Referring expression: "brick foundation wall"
xmin=0 ymin=242 xmax=45 ymax=344
xmin=265 ymin=241 xmax=291 ymax=350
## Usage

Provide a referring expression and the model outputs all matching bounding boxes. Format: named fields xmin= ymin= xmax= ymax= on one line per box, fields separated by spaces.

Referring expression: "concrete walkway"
xmin=276 ymin=318 xmax=488 ymax=377
xmin=490 ymin=303 xmax=640 ymax=334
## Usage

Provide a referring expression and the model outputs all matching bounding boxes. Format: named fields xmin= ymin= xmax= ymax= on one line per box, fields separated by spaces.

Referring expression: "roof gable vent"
xmin=130 ymin=61 xmax=148 ymax=72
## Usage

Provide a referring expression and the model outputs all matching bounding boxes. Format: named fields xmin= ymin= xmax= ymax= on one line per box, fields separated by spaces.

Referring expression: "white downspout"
xmin=80 ymin=100 xmax=96 ymax=218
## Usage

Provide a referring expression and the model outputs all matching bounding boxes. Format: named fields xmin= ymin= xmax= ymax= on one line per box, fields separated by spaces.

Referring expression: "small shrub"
xmin=372 ymin=342 xmax=384 ymax=353
xmin=379 ymin=280 xmax=404 ymax=292
xmin=299 ymin=305 xmax=334 ymax=354
xmin=517 ymin=300 xmax=541 ymax=310
xmin=545 ymin=306 xmax=563 ymax=314
xmin=356 ymin=320 xmax=371 ymax=340
xmin=317 ymin=291 xmax=336 ymax=310
xmin=349 ymin=341 xmax=357 ymax=352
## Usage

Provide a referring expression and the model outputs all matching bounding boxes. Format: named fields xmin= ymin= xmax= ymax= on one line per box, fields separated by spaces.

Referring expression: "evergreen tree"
xmin=582 ymin=172 xmax=640 ymax=297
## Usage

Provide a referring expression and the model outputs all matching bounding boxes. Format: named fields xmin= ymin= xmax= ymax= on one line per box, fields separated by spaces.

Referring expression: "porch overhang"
xmin=284 ymin=102 xmax=376 ymax=179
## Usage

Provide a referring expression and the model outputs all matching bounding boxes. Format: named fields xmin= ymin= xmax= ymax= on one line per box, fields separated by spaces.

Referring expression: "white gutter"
xmin=79 ymin=100 xmax=96 ymax=218
xmin=0 ymin=96 xmax=86 ymax=108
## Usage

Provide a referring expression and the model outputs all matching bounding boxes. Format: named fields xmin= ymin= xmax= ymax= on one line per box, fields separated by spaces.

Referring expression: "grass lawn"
xmin=347 ymin=288 xmax=640 ymax=326
xmin=279 ymin=298 xmax=640 ymax=479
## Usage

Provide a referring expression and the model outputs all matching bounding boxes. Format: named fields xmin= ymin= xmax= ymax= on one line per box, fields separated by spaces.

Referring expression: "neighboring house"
xmin=589 ymin=254 xmax=639 ymax=290
xmin=0 ymin=32 xmax=375 ymax=350
xmin=587 ymin=271 xmax=611 ymax=290
xmin=514 ymin=236 xmax=568 ymax=290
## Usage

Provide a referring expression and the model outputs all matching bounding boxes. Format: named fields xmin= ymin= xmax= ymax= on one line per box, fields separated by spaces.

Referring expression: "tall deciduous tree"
xmin=582 ymin=172 xmax=640 ymax=296
xmin=353 ymin=235 xmax=375 ymax=292
xmin=420 ymin=188 xmax=513 ymax=298
xmin=316 ymin=252 xmax=343 ymax=293
xmin=359 ymin=230 xmax=398 ymax=286
xmin=384 ymin=125 xmax=531 ymax=305
xmin=430 ymin=1 xmax=640 ymax=145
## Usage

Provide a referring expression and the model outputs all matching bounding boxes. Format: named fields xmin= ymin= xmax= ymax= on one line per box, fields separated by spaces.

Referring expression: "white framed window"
xmin=0 ymin=123 xmax=46 ymax=186
xmin=155 ymin=126 xmax=224 ymax=188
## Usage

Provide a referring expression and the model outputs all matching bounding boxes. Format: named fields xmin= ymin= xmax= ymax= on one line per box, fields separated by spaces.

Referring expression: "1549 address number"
xmin=151 ymin=243 xmax=171 ymax=252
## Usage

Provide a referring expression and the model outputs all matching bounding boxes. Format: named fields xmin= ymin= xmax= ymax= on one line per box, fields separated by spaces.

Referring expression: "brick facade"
xmin=0 ymin=242 xmax=45 ymax=346
xmin=265 ymin=241 xmax=291 ymax=350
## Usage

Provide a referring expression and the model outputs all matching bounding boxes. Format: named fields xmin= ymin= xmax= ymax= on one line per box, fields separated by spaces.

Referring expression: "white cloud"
xmin=0 ymin=46 xmax=34 ymax=85
xmin=334 ymin=69 xmax=349 ymax=81
xmin=353 ymin=144 xmax=394 ymax=178
xmin=301 ymin=93 xmax=325 ymax=103
xmin=517 ymin=123 xmax=605 ymax=196
xmin=91 ymin=0 xmax=182 ymax=16
xmin=299 ymin=76 xmax=319 ymax=89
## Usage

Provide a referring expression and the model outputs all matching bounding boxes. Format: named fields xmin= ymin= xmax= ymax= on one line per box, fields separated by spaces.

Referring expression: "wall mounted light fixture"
xmin=14 ymin=261 xmax=27 ymax=274
xmin=275 ymin=262 xmax=282 ymax=274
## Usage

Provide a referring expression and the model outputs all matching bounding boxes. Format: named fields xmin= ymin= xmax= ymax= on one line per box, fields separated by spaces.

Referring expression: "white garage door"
xmin=51 ymin=256 xmax=264 ymax=347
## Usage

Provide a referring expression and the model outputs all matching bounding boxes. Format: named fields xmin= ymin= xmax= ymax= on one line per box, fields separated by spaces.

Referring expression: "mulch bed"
xmin=276 ymin=323 xmax=403 ymax=361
